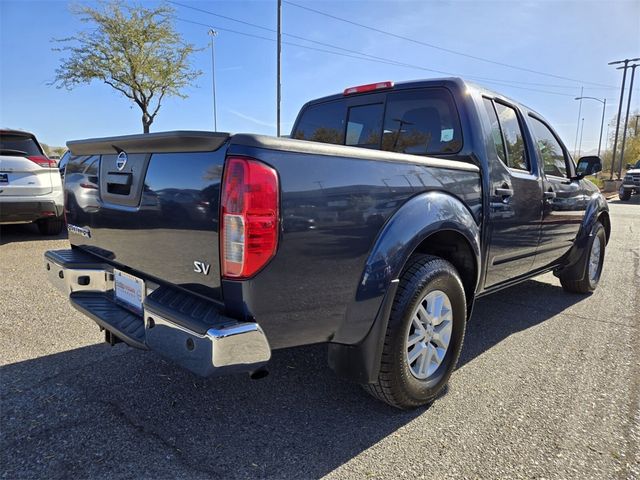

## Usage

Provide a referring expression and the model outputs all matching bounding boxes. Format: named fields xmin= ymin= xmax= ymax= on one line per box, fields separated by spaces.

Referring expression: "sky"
xmin=1 ymin=0 xmax=639 ymax=154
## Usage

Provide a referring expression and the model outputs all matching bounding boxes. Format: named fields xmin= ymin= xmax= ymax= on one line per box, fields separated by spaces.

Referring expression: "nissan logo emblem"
xmin=116 ymin=151 xmax=128 ymax=171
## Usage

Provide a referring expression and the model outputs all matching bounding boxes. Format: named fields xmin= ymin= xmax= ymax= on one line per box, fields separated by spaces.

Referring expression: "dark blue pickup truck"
xmin=45 ymin=78 xmax=609 ymax=408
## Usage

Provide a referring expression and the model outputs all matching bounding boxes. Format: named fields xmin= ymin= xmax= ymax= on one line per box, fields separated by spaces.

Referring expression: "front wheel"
xmin=363 ymin=255 xmax=467 ymax=409
xmin=619 ymin=187 xmax=631 ymax=201
xmin=560 ymin=222 xmax=606 ymax=294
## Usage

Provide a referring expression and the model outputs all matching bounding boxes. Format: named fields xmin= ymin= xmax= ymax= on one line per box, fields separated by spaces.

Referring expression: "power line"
xmin=175 ymin=15 xmax=580 ymax=98
xmin=284 ymin=0 xmax=617 ymax=89
xmin=170 ymin=1 xmax=618 ymax=96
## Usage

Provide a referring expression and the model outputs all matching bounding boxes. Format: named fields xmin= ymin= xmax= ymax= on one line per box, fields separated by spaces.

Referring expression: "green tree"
xmin=52 ymin=1 xmax=201 ymax=133
xmin=41 ymin=144 xmax=67 ymax=157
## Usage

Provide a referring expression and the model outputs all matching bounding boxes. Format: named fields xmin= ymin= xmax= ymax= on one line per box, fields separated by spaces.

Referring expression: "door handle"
xmin=544 ymin=190 xmax=556 ymax=200
xmin=495 ymin=187 xmax=514 ymax=197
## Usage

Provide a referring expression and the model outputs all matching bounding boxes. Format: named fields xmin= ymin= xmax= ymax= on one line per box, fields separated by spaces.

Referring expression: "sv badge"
xmin=193 ymin=261 xmax=211 ymax=275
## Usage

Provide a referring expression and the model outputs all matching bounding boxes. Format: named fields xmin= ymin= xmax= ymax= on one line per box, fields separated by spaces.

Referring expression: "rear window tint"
xmin=382 ymin=89 xmax=462 ymax=154
xmin=292 ymin=100 xmax=345 ymax=144
xmin=0 ymin=134 xmax=43 ymax=156
xmin=346 ymin=103 xmax=384 ymax=148
xmin=292 ymin=87 xmax=462 ymax=155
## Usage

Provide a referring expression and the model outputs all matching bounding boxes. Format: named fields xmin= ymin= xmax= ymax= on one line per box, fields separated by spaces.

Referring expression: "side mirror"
xmin=627 ymin=163 xmax=634 ymax=170
xmin=576 ymin=156 xmax=602 ymax=177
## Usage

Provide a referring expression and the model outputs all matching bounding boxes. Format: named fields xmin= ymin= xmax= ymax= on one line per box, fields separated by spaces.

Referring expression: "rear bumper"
xmin=44 ymin=248 xmax=271 ymax=376
xmin=0 ymin=199 xmax=63 ymax=224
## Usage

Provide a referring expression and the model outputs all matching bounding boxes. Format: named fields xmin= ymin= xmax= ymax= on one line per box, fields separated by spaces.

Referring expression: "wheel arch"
xmin=411 ymin=229 xmax=478 ymax=312
xmin=597 ymin=210 xmax=611 ymax=244
xmin=328 ymin=190 xmax=480 ymax=384
xmin=557 ymin=192 xmax=609 ymax=277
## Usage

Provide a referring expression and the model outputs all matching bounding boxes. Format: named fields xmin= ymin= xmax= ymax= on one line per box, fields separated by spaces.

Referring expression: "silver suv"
xmin=620 ymin=159 xmax=640 ymax=201
xmin=0 ymin=129 xmax=64 ymax=235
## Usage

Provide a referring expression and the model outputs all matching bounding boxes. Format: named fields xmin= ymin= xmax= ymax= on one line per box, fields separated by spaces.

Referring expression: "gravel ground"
xmin=1 ymin=198 xmax=638 ymax=479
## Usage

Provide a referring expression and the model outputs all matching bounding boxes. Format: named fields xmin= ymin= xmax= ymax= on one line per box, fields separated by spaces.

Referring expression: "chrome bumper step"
xmin=44 ymin=248 xmax=271 ymax=376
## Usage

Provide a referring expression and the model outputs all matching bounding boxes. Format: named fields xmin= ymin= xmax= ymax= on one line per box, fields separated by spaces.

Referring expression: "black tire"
xmin=363 ymin=254 xmax=467 ymax=409
xmin=560 ymin=222 xmax=606 ymax=294
xmin=619 ymin=189 xmax=631 ymax=201
xmin=37 ymin=216 xmax=64 ymax=235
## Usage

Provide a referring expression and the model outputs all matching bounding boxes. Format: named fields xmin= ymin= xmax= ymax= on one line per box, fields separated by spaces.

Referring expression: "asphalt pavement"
xmin=1 ymin=198 xmax=638 ymax=479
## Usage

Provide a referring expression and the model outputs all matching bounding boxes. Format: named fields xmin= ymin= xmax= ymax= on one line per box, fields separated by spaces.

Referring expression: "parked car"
xmin=63 ymin=155 xmax=100 ymax=220
xmin=619 ymin=159 xmax=640 ymax=201
xmin=0 ymin=129 xmax=64 ymax=234
xmin=44 ymin=78 xmax=609 ymax=408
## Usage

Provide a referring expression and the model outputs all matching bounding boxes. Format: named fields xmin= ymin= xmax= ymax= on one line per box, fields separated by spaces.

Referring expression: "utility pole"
xmin=618 ymin=63 xmax=638 ymax=177
xmin=608 ymin=57 xmax=640 ymax=179
xmin=276 ymin=0 xmax=282 ymax=137
xmin=208 ymin=29 xmax=218 ymax=132
xmin=575 ymin=96 xmax=607 ymax=158
xmin=635 ymin=114 xmax=640 ymax=133
xmin=573 ymin=86 xmax=583 ymax=158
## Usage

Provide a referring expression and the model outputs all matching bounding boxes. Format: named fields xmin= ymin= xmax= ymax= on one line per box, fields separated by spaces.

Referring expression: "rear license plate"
xmin=0 ymin=174 xmax=8 ymax=184
xmin=114 ymin=269 xmax=144 ymax=313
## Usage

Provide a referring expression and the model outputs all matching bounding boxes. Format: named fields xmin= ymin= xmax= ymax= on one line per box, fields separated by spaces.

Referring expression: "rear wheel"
xmin=37 ymin=216 xmax=64 ymax=235
xmin=619 ymin=187 xmax=631 ymax=201
xmin=560 ymin=222 xmax=606 ymax=294
xmin=363 ymin=255 xmax=467 ymax=409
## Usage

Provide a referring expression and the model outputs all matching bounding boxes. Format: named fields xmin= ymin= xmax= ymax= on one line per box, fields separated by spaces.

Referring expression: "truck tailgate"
xmin=65 ymin=131 xmax=229 ymax=299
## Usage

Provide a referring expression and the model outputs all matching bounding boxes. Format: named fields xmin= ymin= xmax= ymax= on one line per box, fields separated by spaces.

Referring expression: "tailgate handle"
xmin=106 ymin=172 xmax=132 ymax=186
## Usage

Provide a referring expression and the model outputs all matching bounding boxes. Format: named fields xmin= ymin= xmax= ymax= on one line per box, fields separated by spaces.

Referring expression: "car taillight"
xmin=27 ymin=155 xmax=57 ymax=168
xmin=220 ymin=156 xmax=279 ymax=279
xmin=343 ymin=81 xmax=394 ymax=95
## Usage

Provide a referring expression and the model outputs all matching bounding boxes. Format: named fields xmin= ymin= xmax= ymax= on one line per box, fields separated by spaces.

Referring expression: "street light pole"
xmin=208 ymin=29 xmax=218 ymax=132
xmin=618 ymin=64 xmax=638 ymax=178
xmin=573 ymin=86 xmax=583 ymax=158
xmin=574 ymin=96 xmax=607 ymax=158
xmin=578 ymin=117 xmax=585 ymax=157
xmin=598 ymin=98 xmax=606 ymax=158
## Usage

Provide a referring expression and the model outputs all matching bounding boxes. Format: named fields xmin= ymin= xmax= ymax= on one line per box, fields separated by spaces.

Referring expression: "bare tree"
xmin=52 ymin=1 xmax=201 ymax=133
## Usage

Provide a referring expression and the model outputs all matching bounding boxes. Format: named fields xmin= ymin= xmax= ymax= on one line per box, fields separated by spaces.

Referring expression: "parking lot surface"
xmin=1 ymin=198 xmax=638 ymax=479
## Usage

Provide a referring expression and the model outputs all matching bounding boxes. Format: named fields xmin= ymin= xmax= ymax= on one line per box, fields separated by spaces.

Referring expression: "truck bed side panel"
xmin=223 ymin=143 xmax=481 ymax=349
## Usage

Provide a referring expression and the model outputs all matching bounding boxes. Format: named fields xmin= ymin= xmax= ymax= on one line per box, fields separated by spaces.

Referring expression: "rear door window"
xmin=482 ymin=98 xmax=508 ymax=165
xmin=0 ymin=134 xmax=44 ymax=156
xmin=493 ymin=102 xmax=529 ymax=171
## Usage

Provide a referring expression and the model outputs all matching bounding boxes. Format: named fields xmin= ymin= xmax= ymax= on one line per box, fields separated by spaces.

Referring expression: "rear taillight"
xmin=220 ymin=156 xmax=279 ymax=279
xmin=27 ymin=155 xmax=57 ymax=168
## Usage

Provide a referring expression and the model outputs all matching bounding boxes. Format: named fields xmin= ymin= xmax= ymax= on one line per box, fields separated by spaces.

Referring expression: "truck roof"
xmin=301 ymin=77 xmax=540 ymax=117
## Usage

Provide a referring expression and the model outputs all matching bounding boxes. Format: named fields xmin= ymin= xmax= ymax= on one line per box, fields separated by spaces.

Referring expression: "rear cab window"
xmin=0 ymin=133 xmax=44 ymax=157
xmin=292 ymin=87 xmax=463 ymax=155
xmin=346 ymin=103 xmax=384 ymax=148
